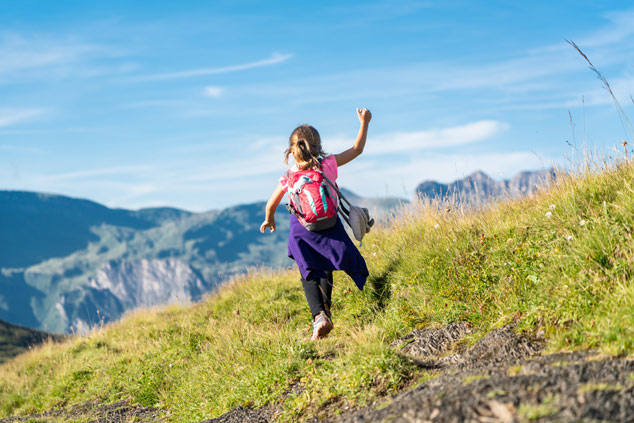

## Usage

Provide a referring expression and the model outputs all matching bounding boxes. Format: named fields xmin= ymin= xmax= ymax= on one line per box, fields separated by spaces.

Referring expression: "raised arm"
xmin=260 ymin=183 xmax=285 ymax=233
xmin=335 ymin=108 xmax=372 ymax=167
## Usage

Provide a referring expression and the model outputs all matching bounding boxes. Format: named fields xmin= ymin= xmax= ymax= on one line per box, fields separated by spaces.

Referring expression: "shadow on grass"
xmin=367 ymin=260 xmax=400 ymax=311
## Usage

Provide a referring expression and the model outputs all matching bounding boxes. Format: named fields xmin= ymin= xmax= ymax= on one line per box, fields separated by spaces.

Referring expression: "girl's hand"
xmin=357 ymin=108 xmax=372 ymax=124
xmin=335 ymin=108 xmax=372 ymax=167
xmin=260 ymin=219 xmax=276 ymax=233
xmin=261 ymin=184 xmax=284 ymax=233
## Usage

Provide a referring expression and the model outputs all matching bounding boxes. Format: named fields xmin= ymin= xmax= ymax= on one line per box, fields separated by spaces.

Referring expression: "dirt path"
xmin=0 ymin=399 xmax=162 ymax=422
xmin=3 ymin=325 xmax=633 ymax=422
xmin=337 ymin=325 xmax=634 ymax=423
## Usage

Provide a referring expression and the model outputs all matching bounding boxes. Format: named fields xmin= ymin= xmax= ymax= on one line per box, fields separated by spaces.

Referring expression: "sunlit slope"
xmin=1 ymin=162 xmax=633 ymax=422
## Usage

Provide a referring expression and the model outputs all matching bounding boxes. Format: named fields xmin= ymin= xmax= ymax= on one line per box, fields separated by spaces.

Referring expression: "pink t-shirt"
xmin=279 ymin=154 xmax=338 ymax=193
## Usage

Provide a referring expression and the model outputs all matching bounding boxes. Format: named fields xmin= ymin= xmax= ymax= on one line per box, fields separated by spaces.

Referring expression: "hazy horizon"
xmin=2 ymin=166 xmax=556 ymax=213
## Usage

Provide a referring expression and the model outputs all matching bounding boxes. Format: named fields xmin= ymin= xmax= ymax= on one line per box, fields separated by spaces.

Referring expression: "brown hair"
xmin=284 ymin=124 xmax=325 ymax=170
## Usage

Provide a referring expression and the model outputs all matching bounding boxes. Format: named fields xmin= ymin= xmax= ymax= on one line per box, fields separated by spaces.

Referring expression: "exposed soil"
xmin=391 ymin=322 xmax=471 ymax=364
xmin=3 ymin=325 xmax=633 ymax=422
xmin=338 ymin=325 xmax=634 ymax=423
xmin=201 ymin=405 xmax=277 ymax=423
xmin=0 ymin=399 xmax=163 ymax=423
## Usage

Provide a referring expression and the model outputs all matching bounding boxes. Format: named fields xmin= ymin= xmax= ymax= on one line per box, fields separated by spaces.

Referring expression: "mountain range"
xmin=416 ymin=169 xmax=556 ymax=203
xmin=0 ymin=169 xmax=553 ymax=335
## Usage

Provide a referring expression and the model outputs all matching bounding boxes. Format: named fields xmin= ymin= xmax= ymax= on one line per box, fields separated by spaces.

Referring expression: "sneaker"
xmin=311 ymin=311 xmax=333 ymax=341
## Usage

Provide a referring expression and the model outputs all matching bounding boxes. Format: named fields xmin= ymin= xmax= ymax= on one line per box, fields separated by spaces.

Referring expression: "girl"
xmin=260 ymin=108 xmax=372 ymax=340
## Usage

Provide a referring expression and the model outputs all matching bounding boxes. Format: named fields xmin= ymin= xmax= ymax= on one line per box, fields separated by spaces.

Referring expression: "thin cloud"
xmin=120 ymin=99 xmax=191 ymax=110
xmin=563 ymin=74 xmax=634 ymax=108
xmin=0 ymin=144 xmax=44 ymax=154
xmin=579 ymin=9 xmax=634 ymax=47
xmin=0 ymin=126 xmax=100 ymax=135
xmin=132 ymin=52 xmax=293 ymax=82
xmin=324 ymin=120 xmax=508 ymax=155
xmin=0 ymin=109 xmax=45 ymax=127
xmin=0 ymin=33 xmax=121 ymax=83
xmin=373 ymin=120 xmax=509 ymax=153
xmin=115 ymin=183 xmax=161 ymax=203
xmin=165 ymin=150 xmax=285 ymax=185
xmin=0 ymin=35 xmax=91 ymax=71
xmin=203 ymin=86 xmax=224 ymax=98
xmin=43 ymin=165 xmax=154 ymax=182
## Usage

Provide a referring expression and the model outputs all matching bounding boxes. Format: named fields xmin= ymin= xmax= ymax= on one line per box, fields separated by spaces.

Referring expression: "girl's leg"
xmin=301 ymin=271 xmax=334 ymax=318
xmin=318 ymin=270 xmax=333 ymax=318
xmin=302 ymin=271 xmax=334 ymax=340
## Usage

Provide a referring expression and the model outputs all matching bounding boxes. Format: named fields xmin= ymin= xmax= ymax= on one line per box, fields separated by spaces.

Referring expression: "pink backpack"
xmin=287 ymin=168 xmax=339 ymax=231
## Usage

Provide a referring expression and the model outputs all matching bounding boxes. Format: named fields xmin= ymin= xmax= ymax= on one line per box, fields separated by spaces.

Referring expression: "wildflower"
xmin=579 ymin=219 xmax=586 ymax=226
xmin=434 ymin=223 xmax=440 ymax=229
xmin=549 ymin=204 xmax=556 ymax=210
xmin=545 ymin=211 xmax=552 ymax=218
xmin=567 ymin=235 xmax=573 ymax=241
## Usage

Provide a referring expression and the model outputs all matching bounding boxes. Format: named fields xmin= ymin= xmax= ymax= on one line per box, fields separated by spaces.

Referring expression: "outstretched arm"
xmin=335 ymin=108 xmax=372 ymax=167
xmin=260 ymin=183 xmax=285 ymax=233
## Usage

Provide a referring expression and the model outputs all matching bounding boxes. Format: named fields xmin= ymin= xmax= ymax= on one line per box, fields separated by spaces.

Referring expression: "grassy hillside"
xmin=0 ymin=320 xmax=65 ymax=365
xmin=1 ymin=162 xmax=634 ymax=421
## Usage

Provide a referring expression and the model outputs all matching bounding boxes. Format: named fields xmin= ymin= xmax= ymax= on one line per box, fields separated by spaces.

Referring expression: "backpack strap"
xmin=321 ymin=173 xmax=354 ymax=227
xmin=322 ymin=173 xmax=353 ymax=210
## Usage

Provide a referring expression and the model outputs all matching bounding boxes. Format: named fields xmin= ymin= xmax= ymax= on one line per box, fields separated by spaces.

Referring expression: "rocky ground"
xmin=0 ymin=399 xmax=162 ymax=422
xmin=3 ymin=324 xmax=633 ymax=422
xmin=336 ymin=324 xmax=634 ymax=423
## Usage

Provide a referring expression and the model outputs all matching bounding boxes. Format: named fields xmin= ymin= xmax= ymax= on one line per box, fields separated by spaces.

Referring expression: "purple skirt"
xmin=288 ymin=214 xmax=368 ymax=290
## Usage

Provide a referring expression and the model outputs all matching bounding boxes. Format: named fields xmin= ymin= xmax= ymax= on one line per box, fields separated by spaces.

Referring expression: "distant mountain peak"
xmin=416 ymin=168 xmax=556 ymax=201
xmin=467 ymin=170 xmax=491 ymax=179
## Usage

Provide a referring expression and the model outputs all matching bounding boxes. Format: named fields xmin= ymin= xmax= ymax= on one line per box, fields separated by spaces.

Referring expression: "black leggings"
xmin=301 ymin=271 xmax=333 ymax=318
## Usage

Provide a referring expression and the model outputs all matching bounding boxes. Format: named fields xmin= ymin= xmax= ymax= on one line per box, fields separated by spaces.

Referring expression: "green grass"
xmin=463 ymin=373 xmax=491 ymax=384
xmin=578 ymin=382 xmax=623 ymax=394
xmin=518 ymin=395 xmax=559 ymax=421
xmin=2 ymin=161 xmax=634 ymax=421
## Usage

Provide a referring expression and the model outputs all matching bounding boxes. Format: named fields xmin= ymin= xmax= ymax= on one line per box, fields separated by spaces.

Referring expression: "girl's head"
xmin=285 ymin=124 xmax=325 ymax=169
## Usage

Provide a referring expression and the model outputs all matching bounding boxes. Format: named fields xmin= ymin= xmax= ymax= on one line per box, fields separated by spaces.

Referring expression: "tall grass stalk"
xmin=566 ymin=39 xmax=634 ymax=141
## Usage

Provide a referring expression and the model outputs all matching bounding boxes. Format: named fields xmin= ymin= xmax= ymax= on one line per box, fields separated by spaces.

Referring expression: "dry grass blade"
xmin=566 ymin=39 xmax=634 ymax=141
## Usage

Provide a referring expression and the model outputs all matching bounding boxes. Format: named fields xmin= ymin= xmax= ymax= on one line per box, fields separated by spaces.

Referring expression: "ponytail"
xmin=285 ymin=125 xmax=325 ymax=169
xmin=296 ymin=139 xmax=320 ymax=169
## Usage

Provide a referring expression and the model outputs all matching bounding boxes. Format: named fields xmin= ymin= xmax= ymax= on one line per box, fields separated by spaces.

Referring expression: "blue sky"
xmin=2 ymin=1 xmax=634 ymax=211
